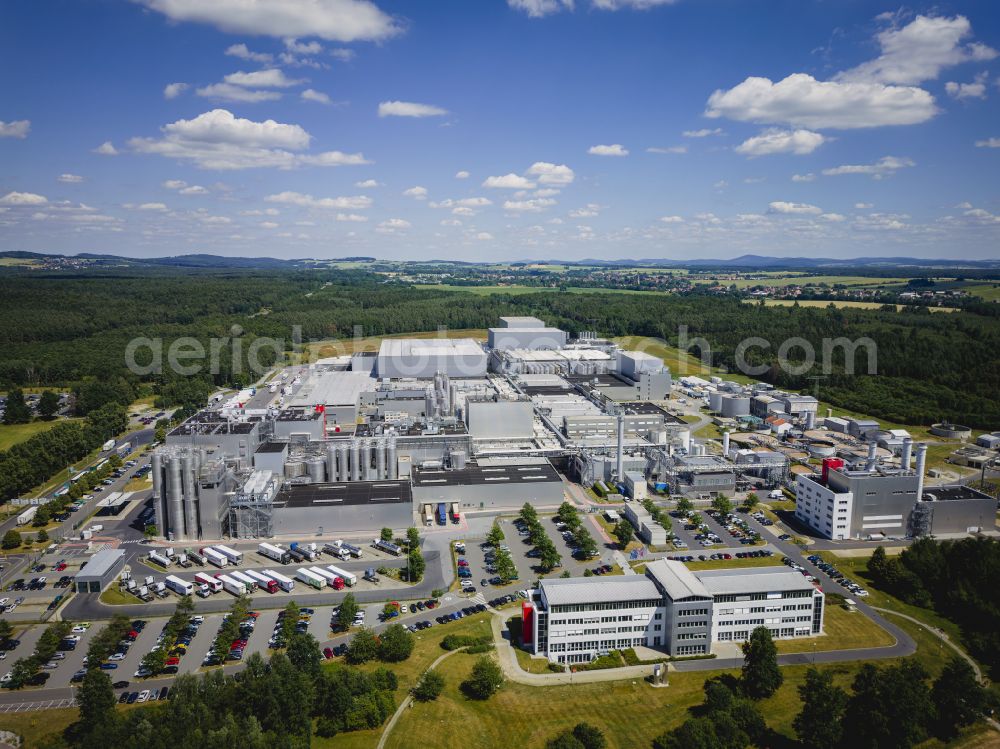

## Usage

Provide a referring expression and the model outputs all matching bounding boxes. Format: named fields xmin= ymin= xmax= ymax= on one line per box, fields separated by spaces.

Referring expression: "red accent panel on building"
xmin=521 ymin=601 xmax=533 ymax=646
xmin=821 ymin=457 xmax=845 ymax=484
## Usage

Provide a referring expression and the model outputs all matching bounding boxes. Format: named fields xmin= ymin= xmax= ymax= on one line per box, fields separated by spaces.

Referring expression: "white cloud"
xmin=336 ymin=213 xmax=368 ymax=222
xmin=822 ymin=155 xmax=914 ymax=179
xmin=329 ymin=48 xmax=355 ymax=61
xmin=706 ymin=73 xmax=936 ymax=129
xmin=476 ymin=232 xmax=494 ymax=240
xmin=682 ymin=128 xmax=722 ymax=138
xmin=164 ymin=82 xmax=189 ymax=99
xmin=836 ymin=15 xmax=997 ymax=86
xmin=137 ymin=202 xmax=169 ymax=211
xmin=377 ymin=100 xmax=447 ymax=118
xmin=355 ymin=178 xmax=381 ymax=188
xmin=534 ymin=188 xmax=561 ymax=198
xmin=504 ymin=198 xmax=557 ymax=213
xmin=507 ymin=0 xmax=573 ymax=17
xmin=225 ymin=43 xmax=274 ymax=64
xmin=975 ymin=137 xmax=1000 ymax=148
xmin=196 ymin=83 xmax=282 ymax=103
xmin=0 ymin=120 xmax=30 ymax=139
xmin=588 ymin=143 xmax=629 ymax=156
xmin=482 ymin=173 xmax=536 ymax=189
xmin=735 ymin=128 xmax=826 ymax=157
xmin=93 ymin=141 xmax=119 ymax=155
xmin=455 ymin=170 xmax=470 ymax=179
xmin=128 ymin=109 xmax=370 ymax=170
xmin=180 ymin=185 xmax=208 ymax=195
xmin=855 ymin=202 xmax=873 ymax=209
xmin=768 ymin=201 xmax=822 ymax=215
xmin=646 ymin=146 xmax=687 ymax=154
xmin=791 ymin=173 xmax=816 ymax=182
xmin=526 ymin=161 xmax=575 ymax=185
xmin=713 ymin=180 xmax=728 ymax=190
xmin=200 ymin=215 xmax=232 ymax=224
xmin=569 ymin=203 xmax=601 ymax=218
xmin=820 ymin=213 xmax=846 ymax=222
xmin=260 ymin=221 xmax=280 ymax=229
xmin=163 ymin=179 xmax=187 ymax=190
xmin=376 ymin=217 xmax=411 ymax=232
xmin=224 ymin=69 xmax=304 ymax=88
xmin=240 ymin=208 xmax=280 ymax=216
xmin=440 ymin=219 xmax=462 ymax=226
xmin=284 ymin=37 xmax=323 ymax=55
xmin=0 ymin=191 xmax=47 ymax=205
xmin=265 ymin=191 xmax=372 ymax=210
xmin=138 ymin=0 xmax=401 ymax=43
xmin=659 ymin=215 xmax=684 ymax=223
xmin=945 ymin=72 xmax=988 ymax=100
xmin=301 ymin=89 xmax=333 ymax=105
xmin=403 ymin=185 xmax=428 ymax=200
xmin=57 ymin=174 xmax=83 ymax=184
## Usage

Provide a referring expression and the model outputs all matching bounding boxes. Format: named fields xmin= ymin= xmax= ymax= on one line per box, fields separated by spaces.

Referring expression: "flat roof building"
xmin=74 ymin=548 xmax=126 ymax=594
xmin=376 ymin=338 xmax=488 ymax=379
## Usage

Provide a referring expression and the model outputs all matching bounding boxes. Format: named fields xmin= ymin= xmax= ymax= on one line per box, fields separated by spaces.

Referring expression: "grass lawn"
xmin=100 ymin=587 xmax=140 ymax=605
xmin=612 ymin=335 xmax=757 ymax=384
xmin=0 ymin=419 xmax=67 ymax=451
xmin=0 ymin=706 xmax=78 ymax=746
xmin=774 ymin=600 xmax=894 ymax=654
xmin=514 ymin=645 xmax=554 ymax=674
xmin=960 ymin=283 xmax=1000 ymax=302
xmin=124 ymin=475 xmax=152 ymax=492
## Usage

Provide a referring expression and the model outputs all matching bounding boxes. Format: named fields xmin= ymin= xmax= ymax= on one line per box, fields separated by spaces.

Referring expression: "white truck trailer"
xmin=164 ymin=575 xmax=193 ymax=596
xmin=148 ymin=551 xmax=173 ymax=568
xmin=194 ymin=572 xmax=223 ymax=593
xmin=263 ymin=569 xmax=295 ymax=592
xmin=215 ymin=574 xmax=246 ymax=596
xmin=326 ymin=564 xmax=358 ymax=587
xmin=258 ymin=542 xmax=291 ymax=564
xmin=230 ymin=570 xmax=258 ymax=592
xmin=201 ymin=547 xmax=228 ymax=568
xmin=211 ymin=544 xmax=243 ymax=565
xmin=295 ymin=567 xmax=325 ymax=590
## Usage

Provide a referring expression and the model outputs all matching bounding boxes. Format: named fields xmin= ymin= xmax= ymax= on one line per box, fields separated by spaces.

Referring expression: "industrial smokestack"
xmin=616 ymin=413 xmax=624 ymax=480
xmin=722 ymin=431 xmax=731 ymax=457
xmin=915 ymin=443 xmax=927 ymax=500
xmin=866 ymin=441 xmax=878 ymax=471
xmin=901 ymin=437 xmax=913 ymax=471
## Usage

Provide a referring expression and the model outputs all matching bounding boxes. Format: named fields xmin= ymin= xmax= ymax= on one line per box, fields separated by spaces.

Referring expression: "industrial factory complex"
xmin=149 ymin=315 xmax=995 ymax=545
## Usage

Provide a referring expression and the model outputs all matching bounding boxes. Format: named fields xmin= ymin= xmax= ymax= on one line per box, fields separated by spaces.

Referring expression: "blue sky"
xmin=1 ymin=0 xmax=999 ymax=261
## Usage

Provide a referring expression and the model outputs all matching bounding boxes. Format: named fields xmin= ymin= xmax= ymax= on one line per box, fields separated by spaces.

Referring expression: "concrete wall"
xmin=927 ymin=498 xmax=996 ymax=534
xmin=465 ymin=398 xmax=534 ymax=439
xmin=270 ymin=501 xmax=414 ymax=536
xmin=412 ymin=480 xmax=564 ymax=510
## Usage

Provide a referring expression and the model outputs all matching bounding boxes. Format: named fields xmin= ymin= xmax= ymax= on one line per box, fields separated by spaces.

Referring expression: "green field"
xmin=745 ymin=298 xmax=958 ymax=312
xmin=962 ymin=283 xmax=1000 ymax=302
xmin=419 ymin=284 xmax=672 ymax=297
xmin=0 ymin=419 xmax=66 ymax=451
xmin=612 ymin=335 xmax=757 ymax=384
xmin=304 ymin=328 xmax=488 ymax=361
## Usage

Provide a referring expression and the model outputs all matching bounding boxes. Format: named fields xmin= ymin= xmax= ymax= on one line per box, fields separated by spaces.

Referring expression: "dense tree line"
xmin=1 ymin=272 xmax=998 ymax=428
xmin=0 ymin=401 xmax=127 ymax=500
xmin=868 ymin=538 xmax=1000 ymax=676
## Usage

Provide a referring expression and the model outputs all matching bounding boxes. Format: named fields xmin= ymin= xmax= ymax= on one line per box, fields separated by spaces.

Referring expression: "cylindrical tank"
xmin=708 ymin=392 xmax=723 ymax=412
xmin=866 ymin=441 xmax=878 ymax=471
xmin=350 ymin=439 xmax=361 ymax=482
xmin=387 ymin=438 xmax=398 ymax=480
xmin=167 ymin=455 xmax=184 ymax=541
xmin=284 ymin=460 xmax=306 ymax=479
xmin=805 ymin=411 xmax=816 ymax=430
xmin=901 ymin=437 xmax=913 ymax=470
xmin=722 ymin=431 xmax=731 ymax=456
xmin=450 ymin=449 xmax=467 ymax=470
xmin=915 ymin=443 xmax=927 ymax=499
xmin=151 ymin=452 xmax=165 ymax=533
xmin=181 ymin=453 xmax=197 ymax=541
xmin=307 ymin=456 xmax=326 ymax=483
xmin=337 ymin=442 xmax=349 ymax=482
xmin=376 ymin=439 xmax=386 ymax=479
xmin=326 ymin=444 xmax=337 ymax=482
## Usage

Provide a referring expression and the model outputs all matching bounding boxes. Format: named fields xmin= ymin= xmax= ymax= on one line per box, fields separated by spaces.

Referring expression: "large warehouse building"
xmin=525 ymin=560 xmax=824 ymax=664
xmin=376 ymin=338 xmax=488 ymax=378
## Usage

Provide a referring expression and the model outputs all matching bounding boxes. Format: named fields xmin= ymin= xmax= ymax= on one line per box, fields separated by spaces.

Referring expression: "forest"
xmin=1 ymin=269 xmax=998 ymax=429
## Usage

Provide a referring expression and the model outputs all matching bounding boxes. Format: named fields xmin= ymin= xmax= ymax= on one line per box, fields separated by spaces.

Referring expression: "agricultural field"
xmin=417 ymin=283 xmax=674 ymax=297
xmin=0 ymin=418 xmax=67 ymax=451
xmin=744 ymin=299 xmax=958 ymax=312
xmin=612 ymin=335 xmax=757 ymax=384
xmin=727 ymin=274 xmax=922 ymax=289
xmin=303 ymin=328 xmax=488 ymax=361
xmin=961 ymin=283 xmax=1000 ymax=302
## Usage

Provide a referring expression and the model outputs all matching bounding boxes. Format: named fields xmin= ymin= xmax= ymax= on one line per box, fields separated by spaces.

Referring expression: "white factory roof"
xmin=378 ymin=337 xmax=485 ymax=358
xmin=500 ymin=316 xmax=546 ymax=328
xmin=289 ymin=371 xmax=377 ymax=407
xmin=540 ymin=574 xmax=662 ymax=606
xmin=502 ymin=348 xmax=610 ymax=362
xmin=645 ymin=559 xmax=710 ymax=600
xmin=75 ymin=548 xmax=125 ymax=579
xmin=696 ymin=566 xmax=815 ymax=595
xmin=620 ymin=350 xmax=662 ymax=362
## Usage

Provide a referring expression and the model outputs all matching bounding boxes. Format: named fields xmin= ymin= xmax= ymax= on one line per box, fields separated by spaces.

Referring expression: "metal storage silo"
xmin=350 ymin=439 xmax=361 ymax=482
xmin=362 ymin=439 xmax=374 ymax=480
xmin=376 ymin=439 xmax=386 ymax=479
xmin=181 ymin=453 xmax=197 ymax=541
xmin=284 ymin=460 xmax=306 ymax=479
xmin=450 ymin=449 xmax=467 ymax=470
xmin=387 ymin=438 xmax=398 ymax=480
xmin=708 ymin=391 xmax=723 ymax=412
xmin=337 ymin=442 xmax=349 ymax=482
xmin=168 ymin=455 xmax=185 ymax=541
xmin=307 ymin=456 xmax=326 ymax=483
xmin=326 ymin=444 xmax=337 ymax=482
xmin=151 ymin=451 xmax=165 ymax=531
